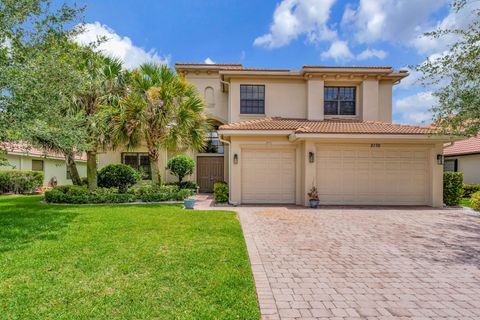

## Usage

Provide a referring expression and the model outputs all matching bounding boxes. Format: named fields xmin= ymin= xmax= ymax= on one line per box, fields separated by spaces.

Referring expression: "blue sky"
xmin=72 ymin=0 xmax=478 ymax=124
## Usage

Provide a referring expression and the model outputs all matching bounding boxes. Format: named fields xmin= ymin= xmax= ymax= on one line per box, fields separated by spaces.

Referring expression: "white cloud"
xmin=320 ymin=40 xmax=353 ymax=61
xmin=341 ymin=0 xmax=446 ymax=45
xmin=254 ymin=0 xmax=337 ymax=49
xmin=204 ymin=57 xmax=215 ymax=64
xmin=75 ymin=22 xmax=170 ymax=69
xmin=410 ymin=1 xmax=480 ymax=55
xmin=394 ymin=91 xmax=437 ymax=124
xmin=356 ymin=48 xmax=387 ymax=60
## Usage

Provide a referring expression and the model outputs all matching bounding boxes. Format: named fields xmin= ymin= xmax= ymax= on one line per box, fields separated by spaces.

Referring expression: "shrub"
xmin=45 ymin=183 xmax=192 ymax=204
xmin=214 ymin=181 xmax=228 ymax=203
xmin=45 ymin=186 xmax=136 ymax=204
xmin=463 ymin=184 xmax=480 ymax=198
xmin=471 ymin=191 xmax=480 ymax=211
xmin=0 ymin=170 xmax=44 ymax=194
xmin=98 ymin=164 xmax=141 ymax=193
xmin=167 ymin=155 xmax=195 ymax=184
xmin=164 ymin=181 xmax=198 ymax=191
xmin=443 ymin=172 xmax=464 ymax=206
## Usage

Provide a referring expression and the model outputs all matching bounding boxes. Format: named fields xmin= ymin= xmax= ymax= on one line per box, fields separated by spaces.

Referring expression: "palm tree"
xmin=112 ymin=63 xmax=208 ymax=184
xmin=72 ymin=50 xmax=127 ymax=190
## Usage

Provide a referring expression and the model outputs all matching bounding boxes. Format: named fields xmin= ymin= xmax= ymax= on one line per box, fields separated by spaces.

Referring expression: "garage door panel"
xmin=242 ymin=149 xmax=295 ymax=204
xmin=316 ymin=145 xmax=429 ymax=205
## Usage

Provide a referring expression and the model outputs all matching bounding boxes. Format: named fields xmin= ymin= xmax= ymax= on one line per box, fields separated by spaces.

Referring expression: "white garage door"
xmin=316 ymin=144 xmax=430 ymax=205
xmin=242 ymin=149 xmax=295 ymax=203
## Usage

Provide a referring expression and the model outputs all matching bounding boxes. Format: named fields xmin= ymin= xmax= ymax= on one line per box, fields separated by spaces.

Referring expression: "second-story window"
xmin=324 ymin=87 xmax=356 ymax=115
xmin=240 ymin=85 xmax=265 ymax=114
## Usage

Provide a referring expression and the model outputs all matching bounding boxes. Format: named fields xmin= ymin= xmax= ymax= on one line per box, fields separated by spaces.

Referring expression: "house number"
xmin=371 ymin=143 xmax=381 ymax=148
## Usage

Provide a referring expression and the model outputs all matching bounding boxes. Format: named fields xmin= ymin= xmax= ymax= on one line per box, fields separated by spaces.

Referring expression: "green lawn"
xmin=0 ymin=196 xmax=259 ymax=319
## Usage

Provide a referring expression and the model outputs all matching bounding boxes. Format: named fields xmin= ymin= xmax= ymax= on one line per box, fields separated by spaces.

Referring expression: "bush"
xmin=214 ymin=181 xmax=228 ymax=203
xmin=167 ymin=155 xmax=195 ymax=183
xmin=45 ymin=186 xmax=136 ymax=204
xmin=129 ymin=183 xmax=191 ymax=202
xmin=0 ymin=170 xmax=44 ymax=194
xmin=98 ymin=164 xmax=141 ymax=193
xmin=463 ymin=184 xmax=480 ymax=198
xmin=164 ymin=181 xmax=198 ymax=191
xmin=443 ymin=172 xmax=464 ymax=206
xmin=45 ymin=183 xmax=192 ymax=204
xmin=471 ymin=191 xmax=480 ymax=211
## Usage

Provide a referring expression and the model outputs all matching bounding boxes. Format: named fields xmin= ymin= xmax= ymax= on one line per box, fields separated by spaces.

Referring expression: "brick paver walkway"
xmin=234 ymin=205 xmax=480 ymax=319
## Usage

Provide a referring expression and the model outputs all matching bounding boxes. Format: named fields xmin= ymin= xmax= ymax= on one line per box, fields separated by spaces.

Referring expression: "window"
xmin=66 ymin=168 xmax=71 ymax=180
xmin=444 ymin=159 xmax=458 ymax=172
xmin=122 ymin=153 xmax=151 ymax=180
xmin=204 ymin=129 xmax=224 ymax=154
xmin=240 ymin=85 xmax=265 ymax=114
xmin=324 ymin=87 xmax=356 ymax=115
xmin=32 ymin=160 xmax=44 ymax=171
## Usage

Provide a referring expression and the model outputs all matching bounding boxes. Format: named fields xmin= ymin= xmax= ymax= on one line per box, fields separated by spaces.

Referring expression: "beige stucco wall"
xmin=0 ymin=154 xmax=87 ymax=186
xmin=378 ymin=80 xmax=393 ymax=122
xmin=182 ymin=73 xmax=228 ymax=123
xmin=229 ymin=78 xmax=307 ymax=123
xmin=98 ymin=146 xmax=229 ymax=184
xmin=445 ymin=154 xmax=480 ymax=184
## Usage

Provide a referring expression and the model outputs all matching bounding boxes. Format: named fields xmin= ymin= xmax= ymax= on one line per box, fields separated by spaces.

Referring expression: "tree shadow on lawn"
xmin=0 ymin=196 xmax=78 ymax=253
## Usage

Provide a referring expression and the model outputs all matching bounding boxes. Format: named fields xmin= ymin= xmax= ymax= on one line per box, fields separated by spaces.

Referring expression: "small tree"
xmin=167 ymin=155 xmax=195 ymax=184
xmin=98 ymin=163 xmax=140 ymax=193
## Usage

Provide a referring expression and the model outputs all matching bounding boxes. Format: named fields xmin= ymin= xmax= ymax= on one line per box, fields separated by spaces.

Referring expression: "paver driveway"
xmin=237 ymin=205 xmax=480 ymax=319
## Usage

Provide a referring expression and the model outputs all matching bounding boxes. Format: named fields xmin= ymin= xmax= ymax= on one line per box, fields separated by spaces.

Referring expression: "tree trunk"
xmin=87 ymin=148 xmax=97 ymax=190
xmin=65 ymin=153 xmax=81 ymax=185
xmin=148 ymin=147 xmax=161 ymax=184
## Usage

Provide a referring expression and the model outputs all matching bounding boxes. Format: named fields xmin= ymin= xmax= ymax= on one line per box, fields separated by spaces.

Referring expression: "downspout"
xmin=219 ymin=135 xmax=235 ymax=205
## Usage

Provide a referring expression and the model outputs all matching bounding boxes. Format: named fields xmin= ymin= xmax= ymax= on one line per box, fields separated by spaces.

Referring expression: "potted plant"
xmin=184 ymin=197 xmax=196 ymax=209
xmin=308 ymin=186 xmax=319 ymax=208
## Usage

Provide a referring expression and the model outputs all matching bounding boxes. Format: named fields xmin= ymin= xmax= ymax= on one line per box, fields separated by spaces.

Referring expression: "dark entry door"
xmin=197 ymin=156 xmax=224 ymax=193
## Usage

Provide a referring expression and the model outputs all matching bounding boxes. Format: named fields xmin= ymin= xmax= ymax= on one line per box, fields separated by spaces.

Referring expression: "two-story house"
xmin=99 ymin=63 xmax=451 ymax=207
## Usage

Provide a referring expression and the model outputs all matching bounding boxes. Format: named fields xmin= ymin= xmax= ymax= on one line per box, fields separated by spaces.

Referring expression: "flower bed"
xmin=44 ymin=184 xmax=193 ymax=204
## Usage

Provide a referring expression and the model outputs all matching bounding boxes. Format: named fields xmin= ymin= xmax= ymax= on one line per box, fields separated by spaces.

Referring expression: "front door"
xmin=197 ymin=156 xmax=224 ymax=193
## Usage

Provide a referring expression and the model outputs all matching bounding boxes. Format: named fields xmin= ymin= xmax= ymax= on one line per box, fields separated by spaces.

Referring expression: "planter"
xmin=184 ymin=198 xmax=196 ymax=209
xmin=309 ymin=199 xmax=319 ymax=208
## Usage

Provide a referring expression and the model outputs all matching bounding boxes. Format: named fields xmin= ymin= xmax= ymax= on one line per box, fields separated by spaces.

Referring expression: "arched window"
xmin=204 ymin=86 xmax=215 ymax=108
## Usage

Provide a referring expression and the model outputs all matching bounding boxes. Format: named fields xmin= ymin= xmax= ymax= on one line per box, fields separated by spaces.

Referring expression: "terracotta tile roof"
xmin=302 ymin=65 xmax=393 ymax=69
xmin=219 ymin=117 xmax=435 ymax=135
xmin=3 ymin=143 xmax=87 ymax=161
xmin=175 ymin=63 xmax=243 ymax=67
xmin=444 ymin=134 xmax=480 ymax=156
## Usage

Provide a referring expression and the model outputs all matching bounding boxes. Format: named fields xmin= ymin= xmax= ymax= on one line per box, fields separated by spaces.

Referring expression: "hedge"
xmin=213 ymin=181 xmax=229 ymax=203
xmin=443 ymin=172 xmax=464 ymax=206
xmin=0 ymin=170 xmax=44 ymax=194
xmin=45 ymin=184 xmax=193 ymax=204
xmin=471 ymin=191 xmax=480 ymax=211
xmin=463 ymin=184 xmax=480 ymax=198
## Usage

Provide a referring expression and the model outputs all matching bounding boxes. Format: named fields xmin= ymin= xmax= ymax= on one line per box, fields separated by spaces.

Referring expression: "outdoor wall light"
xmin=233 ymin=153 xmax=238 ymax=164
xmin=437 ymin=154 xmax=444 ymax=165
xmin=309 ymin=151 xmax=315 ymax=163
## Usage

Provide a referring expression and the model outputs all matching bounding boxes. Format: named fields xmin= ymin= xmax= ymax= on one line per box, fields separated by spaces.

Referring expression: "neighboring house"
xmin=99 ymin=63 xmax=452 ymax=207
xmin=444 ymin=134 xmax=480 ymax=184
xmin=0 ymin=144 xmax=87 ymax=186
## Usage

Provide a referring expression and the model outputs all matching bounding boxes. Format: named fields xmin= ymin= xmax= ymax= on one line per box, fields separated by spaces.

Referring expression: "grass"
xmin=0 ymin=196 xmax=259 ymax=319
xmin=460 ymin=197 xmax=473 ymax=208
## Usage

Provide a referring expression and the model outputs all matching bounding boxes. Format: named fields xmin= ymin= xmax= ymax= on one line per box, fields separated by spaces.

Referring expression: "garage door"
xmin=316 ymin=145 xmax=430 ymax=205
xmin=242 ymin=149 xmax=295 ymax=203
